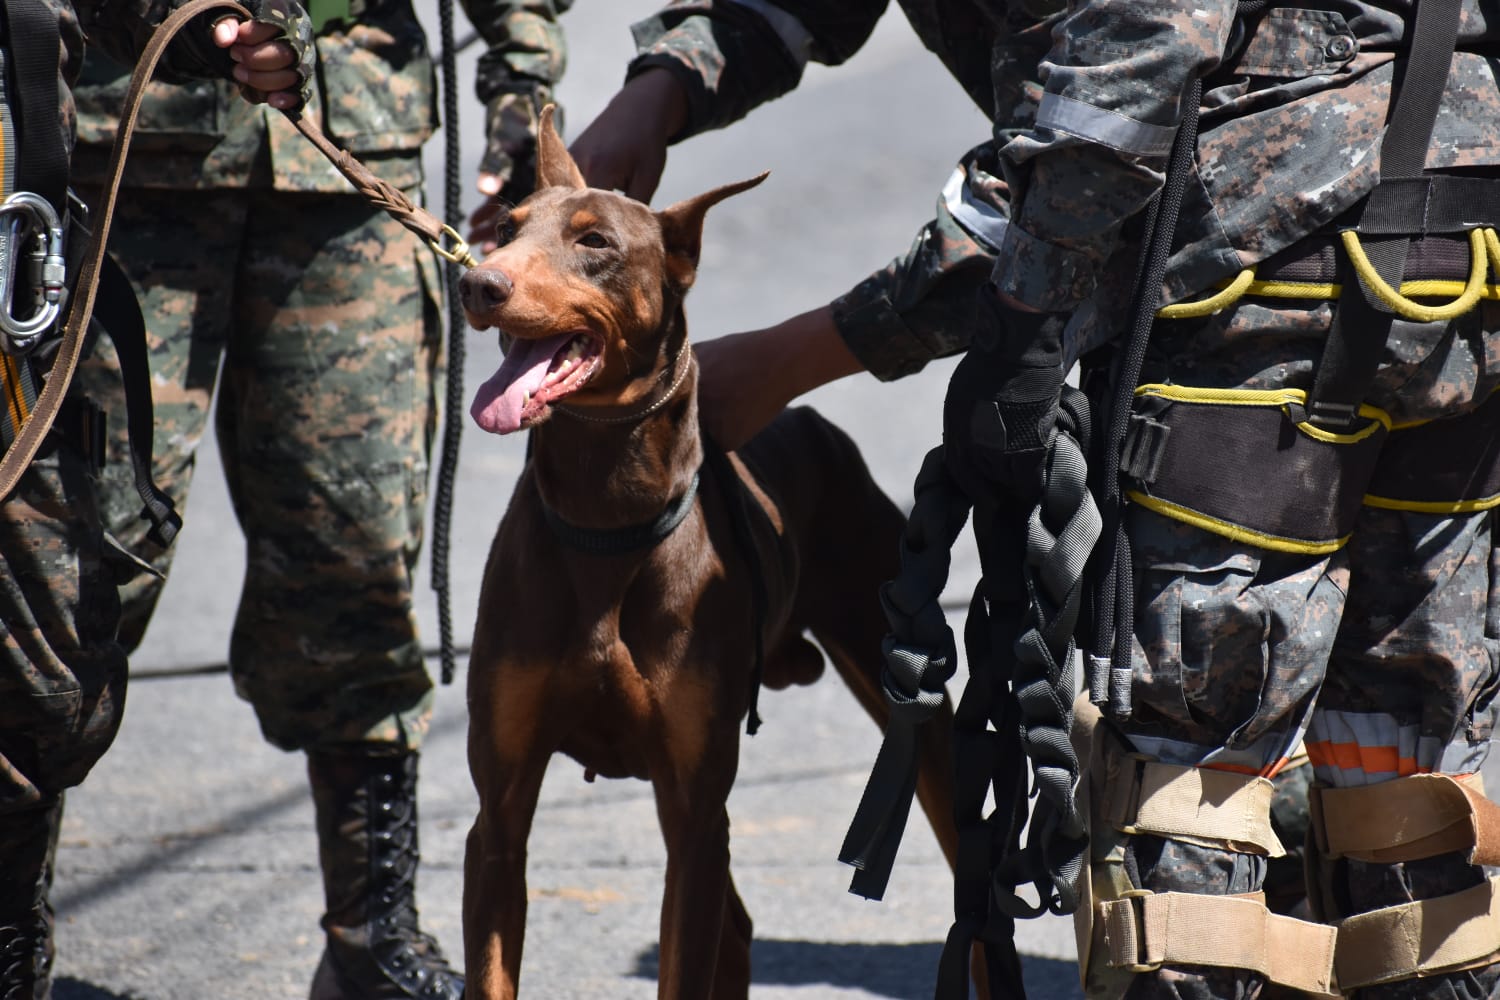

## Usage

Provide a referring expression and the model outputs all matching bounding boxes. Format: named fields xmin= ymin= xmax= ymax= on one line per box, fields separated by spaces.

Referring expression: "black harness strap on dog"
xmin=540 ymin=468 xmax=700 ymax=555
xmin=1306 ymin=0 xmax=1464 ymax=431
xmin=701 ymin=435 xmax=768 ymax=736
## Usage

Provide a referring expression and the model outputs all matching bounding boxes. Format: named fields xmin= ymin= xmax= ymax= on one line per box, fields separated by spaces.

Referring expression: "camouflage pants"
xmin=77 ymin=187 xmax=443 ymax=753
xmin=1109 ymin=295 xmax=1500 ymax=1000
xmin=0 ymin=439 xmax=126 ymax=815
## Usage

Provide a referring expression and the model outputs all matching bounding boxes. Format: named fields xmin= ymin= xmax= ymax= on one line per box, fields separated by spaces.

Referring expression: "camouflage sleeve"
xmin=832 ymin=143 xmax=1008 ymax=381
xmin=991 ymin=0 xmax=1237 ymax=313
xmin=627 ymin=1 xmax=887 ymax=141
xmin=459 ymin=0 xmax=571 ymax=196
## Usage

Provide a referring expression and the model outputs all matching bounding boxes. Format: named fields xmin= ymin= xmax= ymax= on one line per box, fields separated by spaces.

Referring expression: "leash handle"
xmin=0 ymin=0 xmax=253 ymax=500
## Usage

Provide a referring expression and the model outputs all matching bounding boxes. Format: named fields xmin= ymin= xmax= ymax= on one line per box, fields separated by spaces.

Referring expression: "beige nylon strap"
xmin=1097 ymin=891 xmax=1339 ymax=996
xmin=0 ymin=0 xmax=470 ymax=499
xmin=1335 ymin=876 xmax=1500 ymax=989
xmin=1099 ymin=752 xmax=1285 ymax=857
xmin=1315 ymin=772 xmax=1500 ymax=865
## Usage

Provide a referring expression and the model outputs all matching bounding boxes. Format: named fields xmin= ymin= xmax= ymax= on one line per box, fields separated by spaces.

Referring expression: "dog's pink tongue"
xmin=470 ymin=333 xmax=573 ymax=434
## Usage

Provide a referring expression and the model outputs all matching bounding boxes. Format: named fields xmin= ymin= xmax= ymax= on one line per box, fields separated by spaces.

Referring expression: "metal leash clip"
xmin=0 ymin=191 xmax=67 ymax=356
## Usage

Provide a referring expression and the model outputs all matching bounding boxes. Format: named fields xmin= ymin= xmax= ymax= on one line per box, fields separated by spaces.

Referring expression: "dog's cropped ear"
xmin=657 ymin=171 xmax=769 ymax=291
xmin=535 ymin=104 xmax=586 ymax=191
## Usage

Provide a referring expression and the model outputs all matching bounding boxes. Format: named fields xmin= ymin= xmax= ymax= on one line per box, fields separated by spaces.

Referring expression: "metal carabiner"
xmin=0 ymin=191 xmax=67 ymax=355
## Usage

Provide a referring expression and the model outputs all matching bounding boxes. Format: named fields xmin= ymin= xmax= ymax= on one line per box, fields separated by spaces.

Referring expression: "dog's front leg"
xmin=648 ymin=728 xmax=741 ymax=1000
xmin=463 ymin=665 xmax=553 ymax=1000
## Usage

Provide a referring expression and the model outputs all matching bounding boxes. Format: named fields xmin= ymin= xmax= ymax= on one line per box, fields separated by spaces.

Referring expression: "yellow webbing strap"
xmin=1098 ymin=751 xmax=1286 ymax=857
xmin=1097 ymin=890 xmax=1339 ymax=997
xmin=1335 ymin=877 xmax=1500 ymax=990
xmin=1313 ymin=772 xmax=1500 ymax=865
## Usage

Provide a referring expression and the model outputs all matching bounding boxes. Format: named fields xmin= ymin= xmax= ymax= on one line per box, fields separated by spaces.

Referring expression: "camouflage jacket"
xmin=69 ymin=0 xmax=451 ymax=192
xmin=458 ymin=0 xmax=572 ymax=199
xmin=629 ymin=0 xmax=1500 ymax=373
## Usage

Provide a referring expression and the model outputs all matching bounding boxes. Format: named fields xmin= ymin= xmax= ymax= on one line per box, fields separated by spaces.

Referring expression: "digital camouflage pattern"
xmin=461 ymin=0 xmax=572 ymax=202
xmin=75 ymin=187 xmax=443 ymax=751
xmin=71 ymin=0 xmax=436 ymax=192
xmin=0 ymin=0 xmax=305 ymax=814
xmin=626 ymin=3 xmax=1500 ymax=998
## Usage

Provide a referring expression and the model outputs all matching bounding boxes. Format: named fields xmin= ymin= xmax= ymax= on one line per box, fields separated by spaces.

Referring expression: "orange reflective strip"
xmin=1304 ymin=739 xmax=1423 ymax=776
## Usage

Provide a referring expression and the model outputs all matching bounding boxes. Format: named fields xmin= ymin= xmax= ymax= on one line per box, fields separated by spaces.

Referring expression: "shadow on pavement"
xmin=52 ymin=978 xmax=147 ymax=1000
xmin=632 ymin=939 xmax=1082 ymax=998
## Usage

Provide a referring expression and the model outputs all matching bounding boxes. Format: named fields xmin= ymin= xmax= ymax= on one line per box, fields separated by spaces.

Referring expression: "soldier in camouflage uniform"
xmin=0 ymin=4 xmax=310 ymax=996
xmin=459 ymin=0 xmax=572 ymax=252
xmin=68 ymin=2 xmax=558 ymax=997
xmin=571 ymin=2 xmax=1500 ymax=998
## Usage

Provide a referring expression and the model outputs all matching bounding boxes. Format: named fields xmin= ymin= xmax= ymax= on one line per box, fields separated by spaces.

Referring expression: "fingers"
xmin=467 ymin=199 xmax=503 ymax=255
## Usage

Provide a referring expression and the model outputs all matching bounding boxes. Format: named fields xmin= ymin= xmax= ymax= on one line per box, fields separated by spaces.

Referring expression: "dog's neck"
xmin=529 ymin=340 xmax=702 ymax=535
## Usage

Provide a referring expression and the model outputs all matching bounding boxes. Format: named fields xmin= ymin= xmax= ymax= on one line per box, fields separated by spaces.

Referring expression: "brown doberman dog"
xmin=456 ymin=107 xmax=961 ymax=999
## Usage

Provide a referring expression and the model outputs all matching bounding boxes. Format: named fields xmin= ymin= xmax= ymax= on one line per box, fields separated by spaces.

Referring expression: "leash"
xmin=0 ymin=0 xmax=478 ymax=502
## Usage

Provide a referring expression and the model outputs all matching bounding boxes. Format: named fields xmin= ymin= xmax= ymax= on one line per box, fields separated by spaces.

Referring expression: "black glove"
xmin=165 ymin=0 xmax=316 ymax=112
xmin=942 ymin=284 xmax=1067 ymax=506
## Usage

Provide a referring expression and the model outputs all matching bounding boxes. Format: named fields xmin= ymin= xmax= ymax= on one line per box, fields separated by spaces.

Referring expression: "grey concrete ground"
xmin=51 ymin=4 xmax=1085 ymax=998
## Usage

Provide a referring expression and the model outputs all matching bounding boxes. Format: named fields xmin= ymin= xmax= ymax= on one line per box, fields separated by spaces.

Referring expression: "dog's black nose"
xmin=459 ymin=268 xmax=514 ymax=315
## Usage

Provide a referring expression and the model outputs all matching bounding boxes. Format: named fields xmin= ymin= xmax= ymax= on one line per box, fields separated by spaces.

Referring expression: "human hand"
xmin=467 ymin=173 xmax=510 ymax=254
xmin=570 ymin=69 xmax=688 ymax=203
xmin=212 ymin=0 xmax=314 ymax=111
xmin=695 ymin=306 xmax=863 ymax=450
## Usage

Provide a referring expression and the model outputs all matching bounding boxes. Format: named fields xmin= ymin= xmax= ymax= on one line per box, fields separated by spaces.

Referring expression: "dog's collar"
xmin=540 ymin=469 xmax=700 ymax=555
xmin=552 ymin=347 xmax=693 ymax=426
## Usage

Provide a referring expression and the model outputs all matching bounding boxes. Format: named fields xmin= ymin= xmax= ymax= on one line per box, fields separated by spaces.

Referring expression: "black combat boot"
xmin=306 ymin=748 xmax=463 ymax=1000
xmin=0 ymin=797 xmax=63 ymax=1000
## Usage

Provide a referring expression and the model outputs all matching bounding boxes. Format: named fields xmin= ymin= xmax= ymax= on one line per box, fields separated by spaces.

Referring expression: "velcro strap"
xmin=1314 ymin=773 xmax=1500 ymax=865
xmin=1098 ymin=891 xmax=1338 ymax=996
xmin=1335 ymin=877 xmax=1500 ymax=989
xmin=1100 ymin=753 xmax=1285 ymax=857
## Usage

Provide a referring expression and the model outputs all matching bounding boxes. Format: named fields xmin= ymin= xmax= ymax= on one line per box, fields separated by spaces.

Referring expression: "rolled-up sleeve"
xmin=627 ymin=0 xmax=888 ymax=140
xmin=992 ymin=0 xmax=1236 ymax=312
xmin=833 ymin=144 xmax=1009 ymax=380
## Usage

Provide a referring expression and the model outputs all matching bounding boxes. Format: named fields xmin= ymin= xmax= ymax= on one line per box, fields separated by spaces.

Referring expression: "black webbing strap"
xmin=96 ymin=253 xmax=181 ymax=547
xmin=1306 ymin=0 xmax=1464 ymax=430
xmin=3 ymin=0 xmax=67 ymax=218
xmin=701 ymin=435 xmax=768 ymax=736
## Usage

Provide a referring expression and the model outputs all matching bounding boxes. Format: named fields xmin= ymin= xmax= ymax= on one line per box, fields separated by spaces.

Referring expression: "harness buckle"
xmin=1119 ymin=890 xmax=1164 ymax=973
xmin=0 ymin=191 xmax=67 ymax=356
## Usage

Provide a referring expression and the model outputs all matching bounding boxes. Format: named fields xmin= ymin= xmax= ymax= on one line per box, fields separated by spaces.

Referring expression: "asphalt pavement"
xmin=46 ymin=3 xmax=1465 ymax=999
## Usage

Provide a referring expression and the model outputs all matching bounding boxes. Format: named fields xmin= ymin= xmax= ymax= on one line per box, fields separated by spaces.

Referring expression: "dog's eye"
xmin=577 ymin=231 xmax=611 ymax=250
xmin=494 ymin=211 xmax=516 ymax=247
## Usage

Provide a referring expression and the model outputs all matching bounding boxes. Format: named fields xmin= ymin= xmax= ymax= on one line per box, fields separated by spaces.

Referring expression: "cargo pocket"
xmin=1131 ymin=510 xmax=1342 ymax=762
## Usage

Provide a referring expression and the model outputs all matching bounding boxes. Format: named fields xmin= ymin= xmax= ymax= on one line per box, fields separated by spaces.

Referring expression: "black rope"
xmin=1090 ymin=75 xmax=1204 ymax=719
xmin=432 ymin=0 xmax=465 ymax=685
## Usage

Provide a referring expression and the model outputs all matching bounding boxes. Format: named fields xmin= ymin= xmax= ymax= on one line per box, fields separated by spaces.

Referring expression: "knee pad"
xmin=1309 ymin=773 xmax=1500 ymax=991
xmin=1073 ymin=714 xmax=1338 ymax=999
